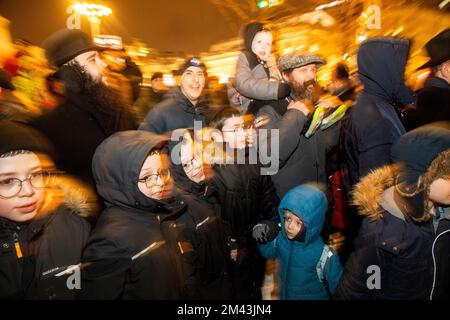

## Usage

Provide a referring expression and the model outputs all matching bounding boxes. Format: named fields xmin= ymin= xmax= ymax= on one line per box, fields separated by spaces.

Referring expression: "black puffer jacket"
xmin=170 ymin=160 xmax=233 ymax=299
xmin=212 ymin=162 xmax=279 ymax=241
xmin=80 ymin=131 xmax=187 ymax=299
xmin=212 ymin=162 xmax=279 ymax=299
xmin=334 ymin=165 xmax=450 ymax=300
xmin=0 ymin=177 xmax=93 ymax=300
xmin=138 ymin=88 xmax=208 ymax=134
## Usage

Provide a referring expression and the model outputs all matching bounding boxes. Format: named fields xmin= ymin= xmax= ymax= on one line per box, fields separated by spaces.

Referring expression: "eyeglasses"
xmin=222 ymin=123 xmax=253 ymax=134
xmin=137 ymin=169 xmax=171 ymax=188
xmin=0 ymin=171 xmax=50 ymax=198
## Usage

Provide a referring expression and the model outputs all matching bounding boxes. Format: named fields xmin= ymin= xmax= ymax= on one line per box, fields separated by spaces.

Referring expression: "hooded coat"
xmin=169 ymin=160 xmax=233 ymax=299
xmin=228 ymin=22 xmax=283 ymax=113
xmin=80 ymin=131 xmax=187 ymax=299
xmin=334 ymin=166 xmax=450 ymax=300
xmin=343 ymin=38 xmax=415 ymax=188
xmin=336 ymin=126 xmax=450 ymax=300
xmin=0 ymin=176 xmax=94 ymax=299
xmin=138 ymin=87 xmax=207 ymax=134
xmin=258 ymin=185 xmax=343 ymax=300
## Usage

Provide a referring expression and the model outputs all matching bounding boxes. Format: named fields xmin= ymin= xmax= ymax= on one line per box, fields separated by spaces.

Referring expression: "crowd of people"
xmin=0 ymin=20 xmax=450 ymax=300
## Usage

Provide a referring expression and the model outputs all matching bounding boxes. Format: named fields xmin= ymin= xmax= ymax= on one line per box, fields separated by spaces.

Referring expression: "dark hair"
xmin=151 ymin=72 xmax=163 ymax=81
xmin=0 ymin=149 xmax=33 ymax=158
xmin=336 ymin=63 xmax=350 ymax=79
xmin=210 ymin=107 xmax=241 ymax=130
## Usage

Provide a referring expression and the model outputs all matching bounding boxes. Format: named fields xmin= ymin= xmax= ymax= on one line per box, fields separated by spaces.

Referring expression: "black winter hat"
xmin=42 ymin=29 xmax=102 ymax=67
xmin=0 ymin=121 xmax=55 ymax=160
xmin=391 ymin=122 xmax=450 ymax=192
xmin=241 ymin=22 xmax=265 ymax=52
xmin=175 ymin=57 xmax=207 ymax=76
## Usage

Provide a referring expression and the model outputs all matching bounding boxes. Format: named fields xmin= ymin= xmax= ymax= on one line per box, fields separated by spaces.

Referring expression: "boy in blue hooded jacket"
xmin=255 ymin=184 xmax=343 ymax=300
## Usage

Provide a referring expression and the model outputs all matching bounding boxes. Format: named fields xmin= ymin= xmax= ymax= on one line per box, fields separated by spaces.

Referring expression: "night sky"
xmin=1 ymin=0 xmax=445 ymax=54
xmin=0 ymin=0 xmax=256 ymax=54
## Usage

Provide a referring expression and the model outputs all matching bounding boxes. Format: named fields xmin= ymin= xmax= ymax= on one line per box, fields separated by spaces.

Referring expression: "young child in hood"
xmin=0 ymin=121 xmax=93 ymax=299
xmin=255 ymin=184 xmax=343 ymax=300
xmin=81 ymin=130 xmax=190 ymax=299
xmin=228 ymin=22 xmax=291 ymax=114
xmin=336 ymin=124 xmax=450 ymax=300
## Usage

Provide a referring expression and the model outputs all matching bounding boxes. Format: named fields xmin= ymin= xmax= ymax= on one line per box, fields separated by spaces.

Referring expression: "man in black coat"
xmin=139 ymin=57 xmax=208 ymax=134
xmin=415 ymin=29 xmax=450 ymax=127
xmin=29 ymin=29 xmax=137 ymax=188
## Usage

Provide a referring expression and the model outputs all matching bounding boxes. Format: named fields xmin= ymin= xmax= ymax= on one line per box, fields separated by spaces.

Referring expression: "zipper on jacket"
xmin=283 ymin=241 xmax=294 ymax=299
xmin=430 ymin=228 xmax=450 ymax=300
xmin=13 ymin=231 xmax=23 ymax=259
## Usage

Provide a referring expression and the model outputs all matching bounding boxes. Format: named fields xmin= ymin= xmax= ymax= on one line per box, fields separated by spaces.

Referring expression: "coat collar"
xmin=425 ymin=76 xmax=450 ymax=90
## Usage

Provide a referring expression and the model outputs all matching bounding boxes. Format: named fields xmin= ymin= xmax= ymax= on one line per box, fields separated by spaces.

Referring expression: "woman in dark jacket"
xmin=335 ymin=124 xmax=450 ymax=300
xmin=169 ymin=130 xmax=232 ymax=299
xmin=80 ymin=130 xmax=187 ymax=299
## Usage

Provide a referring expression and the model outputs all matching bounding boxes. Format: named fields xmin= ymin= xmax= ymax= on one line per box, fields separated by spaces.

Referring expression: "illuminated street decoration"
xmin=257 ymin=0 xmax=283 ymax=9
xmin=68 ymin=3 xmax=112 ymax=37
xmin=94 ymin=35 xmax=123 ymax=50
xmin=73 ymin=3 xmax=112 ymax=17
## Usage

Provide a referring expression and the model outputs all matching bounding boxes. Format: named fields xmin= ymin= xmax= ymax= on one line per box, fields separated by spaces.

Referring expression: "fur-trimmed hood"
xmin=40 ymin=175 xmax=99 ymax=219
xmin=352 ymin=165 xmax=398 ymax=221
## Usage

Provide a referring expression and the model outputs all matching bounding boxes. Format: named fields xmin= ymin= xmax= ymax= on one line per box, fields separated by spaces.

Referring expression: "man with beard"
xmin=248 ymin=50 xmax=341 ymax=199
xmin=30 ymin=29 xmax=137 ymax=188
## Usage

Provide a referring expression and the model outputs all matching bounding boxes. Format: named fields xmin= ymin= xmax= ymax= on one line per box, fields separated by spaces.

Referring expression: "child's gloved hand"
xmin=252 ymin=219 xmax=280 ymax=244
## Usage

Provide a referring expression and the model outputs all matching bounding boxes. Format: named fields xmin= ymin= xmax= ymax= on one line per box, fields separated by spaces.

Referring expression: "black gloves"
xmin=252 ymin=219 xmax=280 ymax=244
xmin=277 ymin=82 xmax=291 ymax=99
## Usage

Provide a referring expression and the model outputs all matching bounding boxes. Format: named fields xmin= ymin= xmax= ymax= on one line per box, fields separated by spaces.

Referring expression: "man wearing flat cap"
xmin=139 ymin=57 xmax=209 ymax=134
xmin=250 ymin=50 xmax=341 ymax=199
xmin=415 ymin=29 xmax=450 ymax=126
xmin=30 ymin=29 xmax=136 ymax=188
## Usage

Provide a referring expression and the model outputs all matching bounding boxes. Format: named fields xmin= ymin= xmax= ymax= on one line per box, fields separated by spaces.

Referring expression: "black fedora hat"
xmin=418 ymin=28 xmax=450 ymax=70
xmin=42 ymin=29 xmax=103 ymax=67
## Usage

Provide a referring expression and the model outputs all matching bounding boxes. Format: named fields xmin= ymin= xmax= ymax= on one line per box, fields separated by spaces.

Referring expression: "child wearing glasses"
xmin=168 ymin=129 xmax=233 ymax=299
xmin=81 ymin=130 xmax=189 ymax=299
xmin=0 ymin=121 xmax=93 ymax=299
xmin=204 ymin=107 xmax=280 ymax=299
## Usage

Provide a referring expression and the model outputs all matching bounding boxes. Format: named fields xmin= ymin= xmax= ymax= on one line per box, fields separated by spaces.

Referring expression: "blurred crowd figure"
xmin=1 ymin=16 xmax=450 ymax=301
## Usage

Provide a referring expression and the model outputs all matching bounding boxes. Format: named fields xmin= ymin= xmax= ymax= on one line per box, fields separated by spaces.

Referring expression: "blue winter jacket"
xmin=258 ymin=185 xmax=343 ymax=300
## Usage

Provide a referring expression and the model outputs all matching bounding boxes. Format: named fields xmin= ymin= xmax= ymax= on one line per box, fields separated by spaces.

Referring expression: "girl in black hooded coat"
xmin=80 ymin=131 xmax=187 ymax=299
xmin=169 ymin=130 xmax=233 ymax=299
